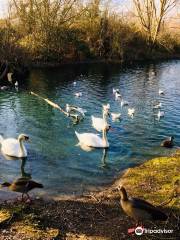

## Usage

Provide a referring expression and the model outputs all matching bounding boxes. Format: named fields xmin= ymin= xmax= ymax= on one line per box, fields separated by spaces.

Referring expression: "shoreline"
xmin=0 ymin=150 xmax=179 ymax=239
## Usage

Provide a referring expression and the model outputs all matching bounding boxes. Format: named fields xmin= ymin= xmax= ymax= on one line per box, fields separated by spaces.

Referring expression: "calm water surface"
xmin=0 ymin=60 xmax=180 ymax=196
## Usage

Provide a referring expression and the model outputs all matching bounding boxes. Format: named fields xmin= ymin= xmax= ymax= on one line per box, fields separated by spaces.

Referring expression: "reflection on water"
xmin=0 ymin=60 xmax=180 ymax=196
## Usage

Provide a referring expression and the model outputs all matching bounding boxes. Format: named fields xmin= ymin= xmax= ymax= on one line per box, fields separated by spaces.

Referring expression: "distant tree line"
xmin=0 ymin=0 xmax=179 ymax=66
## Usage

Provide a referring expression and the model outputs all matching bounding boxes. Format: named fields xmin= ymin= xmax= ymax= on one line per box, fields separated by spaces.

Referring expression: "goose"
xmin=121 ymin=99 xmax=129 ymax=108
xmin=118 ymin=186 xmax=167 ymax=225
xmin=103 ymin=103 xmax=110 ymax=111
xmin=159 ymin=89 xmax=164 ymax=95
xmin=0 ymin=134 xmax=29 ymax=158
xmin=1 ymin=178 xmax=43 ymax=201
xmin=75 ymin=92 xmax=82 ymax=97
xmin=113 ymin=88 xmax=120 ymax=94
xmin=115 ymin=92 xmax=122 ymax=100
xmin=91 ymin=109 xmax=110 ymax=132
xmin=111 ymin=113 xmax=121 ymax=121
xmin=75 ymin=125 xmax=110 ymax=148
xmin=161 ymin=136 xmax=174 ymax=148
xmin=128 ymin=108 xmax=135 ymax=118
xmin=153 ymin=102 xmax=162 ymax=109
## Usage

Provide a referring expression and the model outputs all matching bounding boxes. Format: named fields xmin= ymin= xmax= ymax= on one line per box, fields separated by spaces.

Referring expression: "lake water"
xmin=0 ymin=60 xmax=180 ymax=197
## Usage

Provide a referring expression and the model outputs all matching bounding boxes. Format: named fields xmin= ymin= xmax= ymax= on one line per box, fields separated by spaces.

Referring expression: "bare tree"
xmin=133 ymin=0 xmax=178 ymax=44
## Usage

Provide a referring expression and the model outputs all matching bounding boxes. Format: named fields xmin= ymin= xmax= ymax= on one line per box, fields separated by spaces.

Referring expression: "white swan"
xmin=128 ymin=108 xmax=135 ymax=118
xmin=75 ymin=126 xmax=109 ymax=148
xmin=0 ymin=134 xmax=29 ymax=158
xmin=111 ymin=113 xmax=121 ymax=121
xmin=91 ymin=109 xmax=110 ymax=132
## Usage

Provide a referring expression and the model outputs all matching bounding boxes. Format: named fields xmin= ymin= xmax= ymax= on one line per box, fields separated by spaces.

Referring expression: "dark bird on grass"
xmin=1 ymin=178 xmax=43 ymax=202
xmin=118 ymin=186 xmax=167 ymax=225
xmin=161 ymin=136 xmax=174 ymax=148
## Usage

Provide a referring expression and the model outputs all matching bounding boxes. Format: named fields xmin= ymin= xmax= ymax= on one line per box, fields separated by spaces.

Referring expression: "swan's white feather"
xmin=1 ymin=138 xmax=27 ymax=157
xmin=75 ymin=131 xmax=108 ymax=148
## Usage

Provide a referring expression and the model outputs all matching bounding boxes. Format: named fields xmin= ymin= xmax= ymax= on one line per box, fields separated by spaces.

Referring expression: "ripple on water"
xmin=0 ymin=60 xmax=180 ymax=196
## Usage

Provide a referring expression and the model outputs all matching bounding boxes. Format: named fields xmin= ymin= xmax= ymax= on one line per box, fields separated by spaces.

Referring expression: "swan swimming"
xmin=91 ymin=108 xmax=110 ymax=132
xmin=0 ymin=134 xmax=29 ymax=158
xmin=75 ymin=125 xmax=110 ymax=148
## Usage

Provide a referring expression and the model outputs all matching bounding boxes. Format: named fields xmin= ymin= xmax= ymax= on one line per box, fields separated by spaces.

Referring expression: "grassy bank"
xmin=0 ymin=150 xmax=179 ymax=240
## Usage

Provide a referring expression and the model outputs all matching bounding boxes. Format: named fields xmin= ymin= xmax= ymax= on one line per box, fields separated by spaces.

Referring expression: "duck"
xmin=91 ymin=108 xmax=110 ymax=132
xmin=118 ymin=186 xmax=167 ymax=225
xmin=75 ymin=92 xmax=82 ymax=97
xmin=115 ymin=92 xmax=122 ymax=100
xmin=0 ymin=134 xmax=29 ymax=158
xmin=161 ymin=136 xmax=174 ymax=148
xmin=153 ymin=102 xmax=162 ymax=109
xmin=113 ymin=88 xmax=120 ymax=94
xmin=15 ymin=81 xmax=18 ymax=87
xmin=159 ymin=89 xmax=164 ymax=95
xmin=111 ymin=112 xmax=121 ymax=121
xmin=73 ymin=81 xmax=77 ymax=86
xmin=121 ymin=99 xmax=129 ymax=108
xmin=75 ymin=125 xmax=110 ymax=148
xmin=128 ymin=108 xmax=135 ymax=118
xmin=1 ymin=178 xmax=43 ymax=201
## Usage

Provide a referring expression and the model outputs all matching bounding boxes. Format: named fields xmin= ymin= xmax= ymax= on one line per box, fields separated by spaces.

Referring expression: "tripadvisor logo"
xmin=135 ymin=226 xmax=144 ymax=235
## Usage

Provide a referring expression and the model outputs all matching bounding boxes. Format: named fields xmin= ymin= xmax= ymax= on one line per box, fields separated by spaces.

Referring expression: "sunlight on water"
xmin=0 ymin=60 xmax=180 ymax=196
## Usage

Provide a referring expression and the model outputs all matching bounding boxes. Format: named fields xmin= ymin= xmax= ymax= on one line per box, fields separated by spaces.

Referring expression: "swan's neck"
xmin=19 ymin=139 xmax=25 ymax=156
xmin=102 ymin=111 xmax=108 ymax=124
xmin=102 ymin=129 xmax=108 ymax=147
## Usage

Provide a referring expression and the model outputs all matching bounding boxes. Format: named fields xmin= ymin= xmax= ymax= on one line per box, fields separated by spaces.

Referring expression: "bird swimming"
xmin=113 ymin=88 xmax=120 ymax=94
xmin=1 ymin=178 xmax=43 ymax=202
xmin=153 ymin=102 xmax=162 ymax=109
xmin=75 ymin=92 xmax=82 ymax=97
xmin=0 ymin=134 xmax=29 ymax=158
xmin=128 ymin=108 xmax=135 ymax=118
xmin=66 ymin=104 xmax=87 ymax=117
xmin=111 ymin=112 xmax=121 ymax=121
xmin=75 ymin=125 xmax=110 ymax=148
xmin=121 ymin=100 xmax=129 ymax=108
xmin=161 ymin=136 xmax=174 ymax=148
xmin=159 ymin=89 xmax=164 ymax=95
xmin=118 ymin=186 xmax=167 ymax=225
